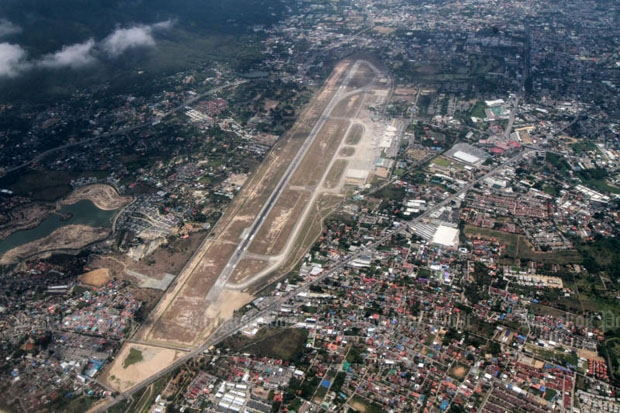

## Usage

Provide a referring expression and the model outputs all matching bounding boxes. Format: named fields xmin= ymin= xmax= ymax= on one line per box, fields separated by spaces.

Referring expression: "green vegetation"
xmin=331 ymin=372 xmax=347 ymax=395
xmin=223 ymin=328 xmax=309 ymax=363
xmin=529 ymin=346 xmax=579 ymax=368
xmin=571 ymin=140 xmax=599 ymax=155
xmin=350 ymin=395 xmax=386 ymax=413
xmin=49 ymin=395 xmax=95 ymax=413
xmin=598 ymin=335 xmax=620 ymax=385
xmin=544 ymin=388 xmax=558 ymax=401
xmin=546 ymin=153 xmax=571 ymax=174
xmin=123 ymin=348 xmax=144 ymax=369
xmin=347 ymin=346 xmax=366 ymax=364
xmin=578 ymin=237 xmax=620 ymax=280
xmin=431 ymin=156 xmax=452 ymax=168
xmin=0 ymin=170 xmax=75 ymax=201
xmin=313 ymin=384 xmax=329 ymax=401
xmin=470 ymin=101 xmax=488 ymax=119
xmin=345 ymin=124 xmax=364 ymax=145
xmin=464 ymin=225 xmax=583 ymax=264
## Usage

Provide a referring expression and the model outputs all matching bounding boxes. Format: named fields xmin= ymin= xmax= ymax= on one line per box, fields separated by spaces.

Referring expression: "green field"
xmin=244 ymin=328 xmax=308 ymax=361
xmin=123 ymin=348 xmax=144 ymax=369
xmin=221 ymin=327 xmax=309 ymax=362
xmin=470 ymin=102 xmax=488 ymax=119
xmin=463 ymin=225 xmax=582 ymax=264
xmin=350 ymin=395 xmax=386 ymax=413
xmin=430 ymin=156 xmax=451 ymax=168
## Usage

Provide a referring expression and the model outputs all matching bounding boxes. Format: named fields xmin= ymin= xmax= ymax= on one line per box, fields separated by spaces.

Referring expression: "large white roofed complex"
xmin=431 ymin=225 xmax=460 ymax=249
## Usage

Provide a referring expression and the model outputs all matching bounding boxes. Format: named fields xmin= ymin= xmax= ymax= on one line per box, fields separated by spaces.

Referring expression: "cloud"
xmin=103 ymin=27 xmax=148 ymax=56
xmin=0 ymin=43 xmax=28 ymax=77
xmin=102 ymin=20 xmax=174 ymax=57
xmin=151 ymin=19 xmax=176 ymax=31
xmin=0 ymin=19 xmax=21 ymax=38
xmin=0 ymin=20 xmax=175 ymax=77
xmin=39 ymin=39 xmax=96 ymax=69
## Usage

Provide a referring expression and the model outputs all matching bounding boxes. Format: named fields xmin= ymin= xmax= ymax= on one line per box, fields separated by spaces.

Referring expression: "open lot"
xmin=78 ymin=268 xmax=111 ymax=287
xmin=231 ymin=258 xmax=270 ymax=283
xmin=325 ymin=159 xmax=349 ymax=190
xmin=345 ymin=123 xmax=364 ymax=145
xmin=248 ymin=189 xmax=311 ymax=256
xmin=61 ymin=184 xmax=132 ymax=211
xmin=289 ymin=119 xmax=350 ymax=187
xmin=331 ymin=93 xmax=363 ymax=118
xmin=339 ymin=147 xmax=356 ymax=157
xmin=0 ymin=224 xmax=110 ymax=265
xmin=464 ymin=225 xmax=583 ymax=264
xmin=145 ymin=240 xmax=237 ymax=344
xmin=102 ymin=344 xmax=182 ymax=393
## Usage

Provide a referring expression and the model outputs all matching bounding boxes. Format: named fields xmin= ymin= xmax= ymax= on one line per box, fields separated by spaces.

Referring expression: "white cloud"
xmin=0 ymin=20 xmax=175 ymax=77
xmin=151 ymin=19 xmax=176 ymax=31
xmin=102 ymin=20 xmax=174 ymax=57
xmin=39 ymin=39 xmax=96 ymax=69
xmin=0 ymin=43 xmax=28 ymax=77
xmin=0 ymin=19 xmax=21 ymax=38
xmin=102 ymin=25 xmax=156 ymax=57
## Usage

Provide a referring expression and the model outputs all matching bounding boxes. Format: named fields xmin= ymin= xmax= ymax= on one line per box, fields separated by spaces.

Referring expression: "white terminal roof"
xmin=431 ymin=225 xmax=460 ymax=248
xmin=452 ymin=150 xmax=481 ymax=164
xmin=485 ymin=99 xmax=505 ymax=107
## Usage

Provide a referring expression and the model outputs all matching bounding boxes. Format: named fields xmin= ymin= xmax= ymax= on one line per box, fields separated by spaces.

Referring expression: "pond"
xmin=0 ymin=200 xmax=117 ymax=256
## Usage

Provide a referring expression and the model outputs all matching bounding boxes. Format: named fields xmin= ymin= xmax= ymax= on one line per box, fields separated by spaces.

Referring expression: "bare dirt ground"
xmin=231 ymin=259 xmax=270 ymax=283
xmin=264 ymin=99 xmax=279 ymax=111
xmin=450 ymin=365 xmax=468 ymax=380
xmin=61 ymin=184 xmax=132 ymax=210
xmin=248 ymin=189 xmax=311 ymax=256
xmin=145 ymin=241 xmax=236 ymax=344
xmin=78 ymin=268 xmax=111 ymax=287
xmin=252 ymin=192 xmax=345 ymax=292
xmin=325 ymin=160 xmax=349 ymax=189
xmin=339 ymin=147 xmax=355 ymax=157
xmin=373 ymin=26 xmax=397 ymax=35
xmin=89 ymin=231 xmax=206 ymax=281
xmin=0 ymin=225 xmax=110 ymax=265
xmin=331 ymin=93 xmax=363 ymax=118
xmin=206 ymin=290 xmax=253 ymax=319
xmin=289 ymin=119 xmax=350 ymax=187
xmin=102 ymin=344 xmax=183 ymax=392
xmin=345 ymin=124 xmax=364 ymax=145
xmin=578 ymin=349 xmax=606 ymax=362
